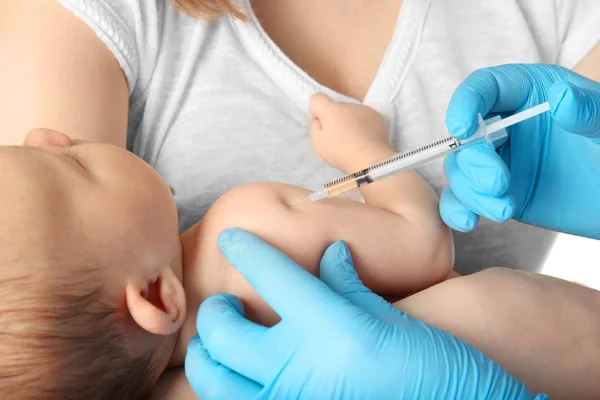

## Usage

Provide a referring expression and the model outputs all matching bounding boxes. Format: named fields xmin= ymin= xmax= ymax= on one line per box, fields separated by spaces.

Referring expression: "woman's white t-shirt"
xmin=57 ymin=0 xmax=600 ymax=273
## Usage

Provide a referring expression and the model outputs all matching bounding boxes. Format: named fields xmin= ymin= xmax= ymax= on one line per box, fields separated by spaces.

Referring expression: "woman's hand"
xmin=184 ymin=228 xmax=545 ymax=400
xmin=441 ymin=64 xmax=600 ymax=239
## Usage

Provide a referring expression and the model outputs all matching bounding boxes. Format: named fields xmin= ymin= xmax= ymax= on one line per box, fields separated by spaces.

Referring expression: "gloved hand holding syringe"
xmin=302 ymin=101 xmax=551 ymax=203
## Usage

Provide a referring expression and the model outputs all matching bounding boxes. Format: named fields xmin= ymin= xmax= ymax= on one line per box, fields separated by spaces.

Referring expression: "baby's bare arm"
xmin=176 ymin=180 xmax=453 ymax=353
xmin=396 ymin=268 xmax=600 ymax=399
xmin=206 ymin=182 xmax=452 ymax=299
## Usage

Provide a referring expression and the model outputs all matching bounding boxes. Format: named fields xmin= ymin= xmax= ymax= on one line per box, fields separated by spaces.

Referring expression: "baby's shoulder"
xmin=208 ymin=182 xmax=310 ymax=219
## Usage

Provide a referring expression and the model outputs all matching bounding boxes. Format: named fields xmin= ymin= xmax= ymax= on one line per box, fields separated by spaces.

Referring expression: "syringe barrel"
xmin=462 ymin=114 xmax=507 ymax=147
xmin=369 ymin=142 xmax=455 ymax=181
xmin=325 ymin=177 xmax=360 ymax=196
xmin=369 ymin=114 xmax=507 ymax=182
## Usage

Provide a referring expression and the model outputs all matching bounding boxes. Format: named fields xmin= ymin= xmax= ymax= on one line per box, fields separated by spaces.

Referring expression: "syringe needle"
xmin=288 ymin=198 xmax=308 ymax=207
xmin=289 ymin=190 xmax=328 ymax=206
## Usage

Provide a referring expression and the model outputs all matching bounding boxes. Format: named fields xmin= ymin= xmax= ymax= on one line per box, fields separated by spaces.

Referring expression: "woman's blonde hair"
xmin=170 ymin=0 xmax=247 ymax=20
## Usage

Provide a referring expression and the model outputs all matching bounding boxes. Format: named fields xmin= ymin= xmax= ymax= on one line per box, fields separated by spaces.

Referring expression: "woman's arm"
xmin=0 ymin=0 xmax=128 ymax=146
xmin=573 ymin=43 xmax=600 ymax=82
xmin=396 ymin=267 xmax=600 ymax=400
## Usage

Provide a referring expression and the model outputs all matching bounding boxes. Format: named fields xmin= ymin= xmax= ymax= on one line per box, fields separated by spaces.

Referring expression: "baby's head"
xmin=0 ymin=130 xmax=186 ymax=399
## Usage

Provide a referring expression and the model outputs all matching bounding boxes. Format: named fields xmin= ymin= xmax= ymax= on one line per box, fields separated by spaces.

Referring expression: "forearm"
xmin=335 ymin=143 xmax=452 ymax=282
xmin=342 ymin=145 xmax=441 ymax=222
xmin=573 ymin=43 xmax=600 ymax=82
xmin=395 ymin=267 xmax=600 ymax=399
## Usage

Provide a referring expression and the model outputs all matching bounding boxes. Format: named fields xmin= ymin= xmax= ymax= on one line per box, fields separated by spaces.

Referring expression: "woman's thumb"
xmin=319 ymin=241 xmax=404 ymax=324
xmin=549 ymin=81 xmax=600 ymax=139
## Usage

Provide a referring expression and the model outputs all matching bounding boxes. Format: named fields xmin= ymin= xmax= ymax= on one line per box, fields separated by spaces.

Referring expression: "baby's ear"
xmin=125 ymin=268 xmax=186 ymax=336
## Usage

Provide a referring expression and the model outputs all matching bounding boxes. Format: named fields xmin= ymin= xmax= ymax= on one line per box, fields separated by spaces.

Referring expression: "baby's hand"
xmin=309 ymin=93 xmax=392 ymax=171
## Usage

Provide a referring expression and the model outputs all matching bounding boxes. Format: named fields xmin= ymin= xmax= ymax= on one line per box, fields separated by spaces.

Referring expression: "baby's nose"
xmin=23 ymin=128 xmax=74 ymax=148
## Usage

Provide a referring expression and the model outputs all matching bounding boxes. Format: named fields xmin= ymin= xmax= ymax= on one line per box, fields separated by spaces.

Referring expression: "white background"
xmin=541 ymin=233 xmax=600 ymax=290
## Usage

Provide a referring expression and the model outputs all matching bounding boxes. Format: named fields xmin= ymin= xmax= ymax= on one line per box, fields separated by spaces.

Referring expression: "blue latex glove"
xmin=442 ymin=64 xmax=600 ymax=239
xmin=185 ymin=228 xmax=547 ymax=400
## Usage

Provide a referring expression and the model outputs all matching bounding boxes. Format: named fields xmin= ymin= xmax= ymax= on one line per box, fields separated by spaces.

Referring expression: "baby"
xmin=0 ymin=93 xmax=453 ymax=399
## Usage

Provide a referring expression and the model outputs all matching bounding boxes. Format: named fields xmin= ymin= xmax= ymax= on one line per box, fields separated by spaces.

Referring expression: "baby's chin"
xmin=169 ymin=264 xmax=196 ymax=368
xmin=156 ymin=329 xmax=183 ymax=369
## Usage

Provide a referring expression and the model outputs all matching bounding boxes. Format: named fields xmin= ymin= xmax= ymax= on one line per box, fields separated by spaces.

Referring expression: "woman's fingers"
xmin=196 ymin=294 xmax=272 ymax=384
xmin=549 ymin=81 xmax=600 ymax=139
xmin=439 ymin=187 xmax=479 ymax=232
xmin=185 ymin=335 xmax=263 ymax=400
xmin=444 ymin=152 xmax=515 ymax=223
xmin=319 ymin=241 xmax=404 ymax=324
xmin=217 ymin=229 xmax=353 ymax=322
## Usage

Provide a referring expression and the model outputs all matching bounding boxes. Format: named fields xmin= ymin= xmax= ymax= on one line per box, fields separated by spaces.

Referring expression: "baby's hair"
xmin=170 ymin=0 xmax=247 ymax=19
xmin=0 ymin=260 xmax=161 ymax=400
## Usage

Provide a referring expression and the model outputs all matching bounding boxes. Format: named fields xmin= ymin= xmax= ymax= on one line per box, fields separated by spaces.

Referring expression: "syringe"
xmin=306 ymin=101 xmax=550 ymax=203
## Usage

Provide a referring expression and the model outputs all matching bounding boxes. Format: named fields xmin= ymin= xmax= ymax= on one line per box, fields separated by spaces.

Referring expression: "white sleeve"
xmin=554 ymin=0 xmax=600 ymax=68
xmin=56 ymin=0 xmax=164 ymax=96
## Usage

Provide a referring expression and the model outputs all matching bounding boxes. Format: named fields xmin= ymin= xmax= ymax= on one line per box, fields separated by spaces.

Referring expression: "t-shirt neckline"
xmin=231 ymin=0 xmax=430 ymax=113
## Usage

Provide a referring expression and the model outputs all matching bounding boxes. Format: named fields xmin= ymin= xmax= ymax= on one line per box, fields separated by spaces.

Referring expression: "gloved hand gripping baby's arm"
xmin=186 ymin=231 xmax=546 ymax=400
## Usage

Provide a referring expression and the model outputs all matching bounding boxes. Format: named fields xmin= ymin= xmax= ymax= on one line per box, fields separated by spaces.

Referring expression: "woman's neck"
xmin=249 ymin=0 xmax=403 ymax=100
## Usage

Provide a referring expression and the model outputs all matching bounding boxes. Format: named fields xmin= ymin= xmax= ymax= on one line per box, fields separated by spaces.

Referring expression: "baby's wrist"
xmin=340 ymin=146 xmax=396 ymax=172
